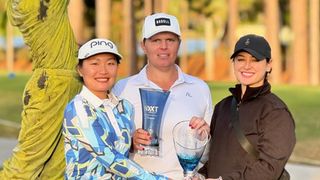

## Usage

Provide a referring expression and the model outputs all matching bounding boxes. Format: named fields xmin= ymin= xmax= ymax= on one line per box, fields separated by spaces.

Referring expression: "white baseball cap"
xmin=78 ymin=38 xmax=122 ymax=61
xmin=142 ymin=13 xmax=181 ymax=40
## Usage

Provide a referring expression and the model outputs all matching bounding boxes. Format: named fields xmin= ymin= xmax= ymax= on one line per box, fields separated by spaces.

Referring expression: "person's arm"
xmin=7 ymin=0 xmax=78 ymax=69
xmin=65 ymin=101 xmax=167 ymax=180
xmin=203 ymin=84 xmax=214 ymax=124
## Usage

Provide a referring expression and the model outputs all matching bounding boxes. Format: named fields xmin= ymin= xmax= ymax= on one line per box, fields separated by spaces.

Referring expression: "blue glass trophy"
xmin=139 ymin=88 xmax=170 ymax=156
xmin=173 ymin=120 xmax=210 ymax=180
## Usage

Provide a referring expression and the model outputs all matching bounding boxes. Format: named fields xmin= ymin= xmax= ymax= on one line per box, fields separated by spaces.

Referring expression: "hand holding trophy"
xmin=139 ymin=88 xmax=170 ymax=156
xmin=173 ymin=120 xmax=211 ymax=180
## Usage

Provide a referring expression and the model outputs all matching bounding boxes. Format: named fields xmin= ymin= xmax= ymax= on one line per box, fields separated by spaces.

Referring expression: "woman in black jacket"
xmin=199 ymin=34 xmax=296 ymax=180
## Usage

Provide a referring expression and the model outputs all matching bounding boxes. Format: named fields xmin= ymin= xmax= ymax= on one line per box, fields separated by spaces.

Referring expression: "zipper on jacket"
xmin=236 ymin=101 xmax=241 ymax=111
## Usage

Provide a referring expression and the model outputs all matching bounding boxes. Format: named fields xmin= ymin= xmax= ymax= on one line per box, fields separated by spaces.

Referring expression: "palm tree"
xmin=227 ymin=0 xmax=238 ymax=80
xmin=6 ymin=18 xmax=14 ymax=76
xmin=144 ymin=0 xmax=153 ymax=15
xmin=123 ymin=0 xmax=137 ymax=75
xmin=1 ymin=0 xmax=14 ymax=76
xmin=144 ymin=0 xmax=169 ymax=14
xmin=188 ymin=0 xmax=223 ymax=81
xmin=204 ymin=17 xmax=214 ymax=81
xmin=290 ymin=0 xmax=308 ymax=84
xmin=309 ymin=0 xmax=319 ymax=85
xmin=96 ymin=0 xmax=111 ymax=38
xmin=155 ymin=0 xmax=169 ymax=12
xmin=179 ymin=0 xmax=189 ymax=72
xmin=264 ymin=0 xmax=282 ymax=84
xmin=68 ymin=0 xmax=85 ymax=44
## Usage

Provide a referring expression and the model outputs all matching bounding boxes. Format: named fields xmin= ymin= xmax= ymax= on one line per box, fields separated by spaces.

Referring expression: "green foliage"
xmin=0 ymin=0 xmax=7 ymax=35
xmin=279 ymin=0 xmax=290 ymax=25
xmin=0 ymin=9 xmax=7 ymax=35
xmin=238 ymin=0 xmax=263 ymax=23
xmin=188 ymin=0 xmax=213 ymax=17
xmin=187 ymin=0 xmax=227 ymax=37
xmin=188 ymin=0 xmax=227 ymax=18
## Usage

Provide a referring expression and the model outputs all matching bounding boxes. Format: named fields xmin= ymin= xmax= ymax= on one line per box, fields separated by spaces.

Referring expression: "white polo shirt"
xmin=112 ymin=64 xmax=213 ymax=179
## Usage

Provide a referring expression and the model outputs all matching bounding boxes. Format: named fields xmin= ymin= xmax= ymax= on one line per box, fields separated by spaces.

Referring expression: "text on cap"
xmin=90 ymin=40 xmax=114 ymax=49
xmin=155 ymin=18 xmax=171 ymax=26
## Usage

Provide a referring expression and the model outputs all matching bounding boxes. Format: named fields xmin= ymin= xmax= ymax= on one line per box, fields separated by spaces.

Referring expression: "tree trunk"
xmin=123 ymin=0 xmax=138 ymax=75
xmin=309 ymin=0 xmax=320 ymax=85
xmin=264 ymin=0 xmax=282 ymax=84
xmin=154 ymin=0 xmax=169 ymax=12
xmin=205 ymin=17 xmax=214 ymax=81
xmin=6 ymin=20 xmax=14 ymax=76
xmin=144 ymin=0 xmax=154 ymax=15
xmin=227 ymin=0 xmax=238 ymax=80
xmin=68 ymin=0 xmax=85 ymax=44
xmin=180 ymin=0 xmax=189 ymax=72
xmin=290 ymin=0 xmax=309 ymax=84
xmin=96 ymin=0 xmax=111 ymax=38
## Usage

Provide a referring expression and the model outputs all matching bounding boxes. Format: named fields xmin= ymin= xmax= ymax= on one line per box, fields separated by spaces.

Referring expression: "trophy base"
xmin=183 ymin=170 xmax=206 ymax=180
xmin=138 ymin=145 xmax=159 ymax=156
xmin=183 ymin=171 xmax=205 ymax=180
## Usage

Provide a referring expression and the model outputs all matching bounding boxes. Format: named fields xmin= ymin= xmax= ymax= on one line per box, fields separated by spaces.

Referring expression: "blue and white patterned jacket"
xmin=63 ymin=86 xmax=167 ymax=180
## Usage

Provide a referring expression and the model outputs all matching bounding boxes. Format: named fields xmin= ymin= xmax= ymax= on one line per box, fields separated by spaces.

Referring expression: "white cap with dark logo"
xmin=78 ymin=38 xmax=122 ymax=61
xmin=142 ymin=13 xmax=181 ymax=40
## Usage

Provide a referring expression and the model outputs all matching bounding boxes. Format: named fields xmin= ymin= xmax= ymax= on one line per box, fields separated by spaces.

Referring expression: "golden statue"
xmin=0 ymin=0 xmax=81 ymax=179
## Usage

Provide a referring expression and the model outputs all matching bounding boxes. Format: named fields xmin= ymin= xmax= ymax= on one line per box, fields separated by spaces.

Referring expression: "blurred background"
xmin=0 ymin=0 xmax=319 ymax=176
xmin=0 ymin=0 xmax=319 ymax=84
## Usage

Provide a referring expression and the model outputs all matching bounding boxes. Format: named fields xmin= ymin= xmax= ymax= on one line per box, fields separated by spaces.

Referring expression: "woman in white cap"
xmin=198 ymin=34 xmax=296 ymax=180
xmin=63 ymin=38 xmax=168 ymax=179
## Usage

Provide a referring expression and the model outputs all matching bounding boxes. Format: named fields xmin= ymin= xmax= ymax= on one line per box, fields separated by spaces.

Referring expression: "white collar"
xmin=79 ymin=86 xmax=123 ymax=137
xmin=79 ymin=86 xmax=119 ymax=108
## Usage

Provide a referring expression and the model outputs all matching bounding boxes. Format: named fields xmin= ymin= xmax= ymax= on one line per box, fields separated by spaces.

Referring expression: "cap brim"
xmin=230 ymin=48 xmax=265 ymax=60
xmin=144 ymin=29 xmax=180 ymax=39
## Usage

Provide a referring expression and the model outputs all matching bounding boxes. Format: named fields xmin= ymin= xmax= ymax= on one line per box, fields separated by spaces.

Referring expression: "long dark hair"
xmin=77 ymin=59 xmax=84 ymax=83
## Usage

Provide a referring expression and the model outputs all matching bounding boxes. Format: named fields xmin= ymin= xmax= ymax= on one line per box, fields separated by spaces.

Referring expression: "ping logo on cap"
xmin=90 ymin=40 xmax=114 ymax=49
xmin=154 ymin=18 xmax=171 ymax=26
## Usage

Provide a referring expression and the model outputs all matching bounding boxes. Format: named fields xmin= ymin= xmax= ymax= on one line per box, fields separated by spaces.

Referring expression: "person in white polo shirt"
xmin=112 ymin=13 xmax=213 ymax=179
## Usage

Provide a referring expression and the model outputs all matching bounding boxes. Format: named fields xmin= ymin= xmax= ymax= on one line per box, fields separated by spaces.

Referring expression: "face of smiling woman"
xmin=233 ymin=51 xmax=272 ymax=90
xmin=78 ymin=53 xmax=118 ymax=99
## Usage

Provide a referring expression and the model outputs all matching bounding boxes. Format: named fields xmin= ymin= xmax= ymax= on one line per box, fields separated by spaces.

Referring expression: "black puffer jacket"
xmin=199 ymin=81 xmax=296 ymax=180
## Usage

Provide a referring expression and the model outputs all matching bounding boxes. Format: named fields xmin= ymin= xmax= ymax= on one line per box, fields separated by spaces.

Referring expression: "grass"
xmin=0 ymin=73 xmax=30 ymax=123
xmin=0 ymin=74 xmax=319 ymax=164
xmin=272 ymin=85 xmax=320 ymax=141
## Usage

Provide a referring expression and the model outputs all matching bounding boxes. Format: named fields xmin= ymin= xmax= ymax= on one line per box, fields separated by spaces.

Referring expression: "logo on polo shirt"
xmin=186 ymin=92 xmax=192 ymax=97
xmin=155 ymin=18 xmax=171 ymax=26
xmin=90 ymin=40 xmax=114 ymax=49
